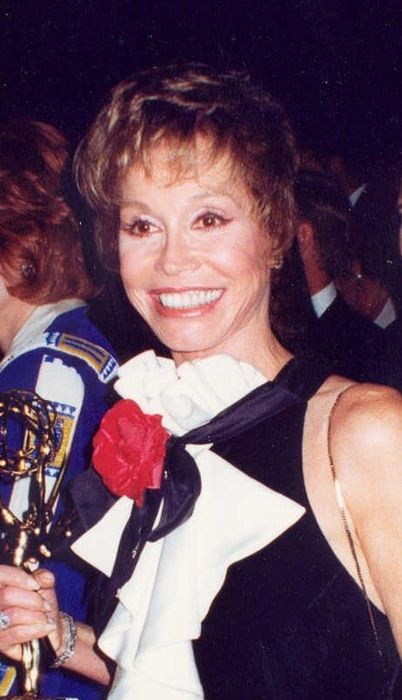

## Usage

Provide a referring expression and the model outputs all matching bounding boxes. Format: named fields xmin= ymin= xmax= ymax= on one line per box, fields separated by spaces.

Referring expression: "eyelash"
xmin=120 ymin=211 xmax=230 ymax=238
xmin=193 ymin=212 xmax=230 ymax=229
xmin=120 ymin=218 xmax=157 ymax=238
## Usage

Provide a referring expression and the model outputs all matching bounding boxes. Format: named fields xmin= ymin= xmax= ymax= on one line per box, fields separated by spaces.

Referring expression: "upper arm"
xmin=330 ymin=385 xmax=402 ymax=655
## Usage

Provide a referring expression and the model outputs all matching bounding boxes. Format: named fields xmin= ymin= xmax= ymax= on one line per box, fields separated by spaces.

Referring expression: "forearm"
xmin=51 ymin=620 xmax=111 ymax=686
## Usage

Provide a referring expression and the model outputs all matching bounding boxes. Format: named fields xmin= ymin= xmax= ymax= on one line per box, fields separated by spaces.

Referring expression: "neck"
xmin=300 ymin=252 xmax=331 ymax=296
xmin=0 ymin=296 xmax=37 ymax=355
xmin=172 ymin=320 xmax=292 ymax=382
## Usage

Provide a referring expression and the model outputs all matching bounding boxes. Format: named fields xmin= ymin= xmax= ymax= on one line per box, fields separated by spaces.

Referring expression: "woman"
xmin=0 ymin=67 xmax=401 ymax=699
xmin=0 ymin=120 xmax=117 ymax=699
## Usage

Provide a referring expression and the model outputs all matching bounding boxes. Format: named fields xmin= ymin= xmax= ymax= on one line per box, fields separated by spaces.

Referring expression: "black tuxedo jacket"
xmin=307 ymin=295 xmax=389 ymax=384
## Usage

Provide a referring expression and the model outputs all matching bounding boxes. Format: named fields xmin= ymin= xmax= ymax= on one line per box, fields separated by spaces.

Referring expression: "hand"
xmin=0 ymin=566 xmax=60 ymax=662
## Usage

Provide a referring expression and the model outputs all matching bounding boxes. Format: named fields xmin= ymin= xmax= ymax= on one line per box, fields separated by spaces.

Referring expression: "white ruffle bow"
xmin=72 ymin=351 xmax=305 ymax=699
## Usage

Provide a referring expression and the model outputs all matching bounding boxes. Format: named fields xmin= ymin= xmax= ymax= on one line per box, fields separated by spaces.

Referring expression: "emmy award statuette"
xmin=0 ymin=389 xmax=71 ymax=700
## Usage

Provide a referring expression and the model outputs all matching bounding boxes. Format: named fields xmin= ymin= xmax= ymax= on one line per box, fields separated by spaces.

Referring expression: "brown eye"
xmin=120 ymin=218 xmax=157 ymax=237
xmin=202 ymin=214 xmax=218 ymax=227
xmin=135 ymin=220 xmax=151 ymax=234
xmin=195 ymin=212 xmax=227 ymax=230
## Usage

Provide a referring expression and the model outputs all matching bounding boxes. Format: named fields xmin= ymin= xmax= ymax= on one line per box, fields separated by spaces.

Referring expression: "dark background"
xmin=1 ymin=0 xmax=401 ymax=357
xmin=1 ymin=0 xmax=401 ymax=163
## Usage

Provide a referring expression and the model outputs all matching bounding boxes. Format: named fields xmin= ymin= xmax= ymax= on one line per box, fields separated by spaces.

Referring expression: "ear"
xmin=296 ymin=221 xmax=315 ymax=256
xmin=328 ymin=155 xmax=344 ymax=175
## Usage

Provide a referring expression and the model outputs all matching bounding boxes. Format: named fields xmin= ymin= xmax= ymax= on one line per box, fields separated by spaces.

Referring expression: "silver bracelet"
xmin=51 ymin=612 xmax=77 ymax=668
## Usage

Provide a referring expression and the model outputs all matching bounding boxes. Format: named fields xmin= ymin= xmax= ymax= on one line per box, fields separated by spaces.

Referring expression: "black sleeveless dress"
xmin=193 ymin=358 xmax=400 ymax=699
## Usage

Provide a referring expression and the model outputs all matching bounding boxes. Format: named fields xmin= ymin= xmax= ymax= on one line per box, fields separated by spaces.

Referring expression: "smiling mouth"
xmin=156 ymin=289 xmax=223 ymax=310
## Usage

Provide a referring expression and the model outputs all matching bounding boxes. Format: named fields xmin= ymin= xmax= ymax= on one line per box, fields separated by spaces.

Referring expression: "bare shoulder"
xmin=324 ymin=379 xmax=402 ymax=492
xmin=330 ymin=381 xmax=402 ymax=448
xmin=306 ymin=374 xmax=402 ymax=485
xmin=306 ymin=377 xmax=402 ymax=646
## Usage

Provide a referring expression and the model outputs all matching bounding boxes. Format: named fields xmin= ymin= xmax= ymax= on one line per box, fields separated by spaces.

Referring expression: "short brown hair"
xmin=0 ymin=120 xmax=95 ymax=303
xmin=75 ymin=64 xmax=298 ymax=272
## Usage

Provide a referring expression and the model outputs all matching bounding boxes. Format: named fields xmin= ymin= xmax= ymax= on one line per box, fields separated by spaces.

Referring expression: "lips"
xmin=153 ymin=288 xmax=224 ymax=311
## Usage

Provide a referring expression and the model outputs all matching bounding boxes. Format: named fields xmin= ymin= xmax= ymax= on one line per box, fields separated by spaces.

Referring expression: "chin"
xmin=165 ymin=340 xmax=211 ymax=357
xmin=150 ymin=317 xmax=216 ymax=352
xmin=160 ymin=334 xmax=219 ymax=359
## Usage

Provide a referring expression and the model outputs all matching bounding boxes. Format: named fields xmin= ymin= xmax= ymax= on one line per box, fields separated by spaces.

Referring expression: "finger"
xmin=0 ymin=620 xmax=56 ymax=652
xmin=33 ymin=569 xmax=55 ymax=590
xmin=38 ymin=590 xmax=59 ymax=621
xmin=33 ymin=571 xmax=59 ymax=618
xmin=1 ymin=606 xmax=53 ymax=628
xmin=0 ymin=585 xmax=50 ymax=613
xmin=0 ymin=566 xmax=39 ymax=591
xmin=0 ymin=643 xmax=21 ymax=663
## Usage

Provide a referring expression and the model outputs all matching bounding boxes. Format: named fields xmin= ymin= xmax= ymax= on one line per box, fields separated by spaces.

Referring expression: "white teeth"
xmin=158 ymin=289 xmax=222 ymax=309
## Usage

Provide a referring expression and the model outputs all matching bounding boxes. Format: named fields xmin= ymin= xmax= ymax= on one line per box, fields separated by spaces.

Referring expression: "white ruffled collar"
xmin=114 ymin=349 xmax=268 ymax=435
xmin=72 ymin=350 xmax=305 ymax=699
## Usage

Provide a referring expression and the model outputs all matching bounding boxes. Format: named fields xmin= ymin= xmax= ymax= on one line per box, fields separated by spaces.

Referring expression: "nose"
xmin=156 ymin=229 xmax=200 ymax=276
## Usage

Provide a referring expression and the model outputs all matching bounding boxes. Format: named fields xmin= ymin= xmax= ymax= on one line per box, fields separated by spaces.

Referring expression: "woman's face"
xmin=118 ymin=145 xmax=273 ymax=365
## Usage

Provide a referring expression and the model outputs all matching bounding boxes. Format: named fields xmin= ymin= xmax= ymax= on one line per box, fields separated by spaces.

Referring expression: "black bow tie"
xmin=149 ymin=375 xmax=303 ymax=542
xmin=65 ymin=356 xmax=329 ymax=632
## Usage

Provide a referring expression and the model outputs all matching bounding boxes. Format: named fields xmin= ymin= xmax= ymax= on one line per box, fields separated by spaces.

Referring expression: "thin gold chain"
xmin=327 ymin=388 xmax=384 ymax=661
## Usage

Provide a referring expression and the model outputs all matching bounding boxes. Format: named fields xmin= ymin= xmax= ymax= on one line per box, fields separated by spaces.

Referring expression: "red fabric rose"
xmin=92 ymin=399 xmax=169 ymax=507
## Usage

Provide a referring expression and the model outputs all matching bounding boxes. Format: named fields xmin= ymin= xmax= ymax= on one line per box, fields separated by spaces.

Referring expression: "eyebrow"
xmin=119 ymin=198 xmax=152 ymax=211
xmin=190 ymin=189 xmax=242 ymax=204
xmin=119 ymin=189 xmax=243 ymax=210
